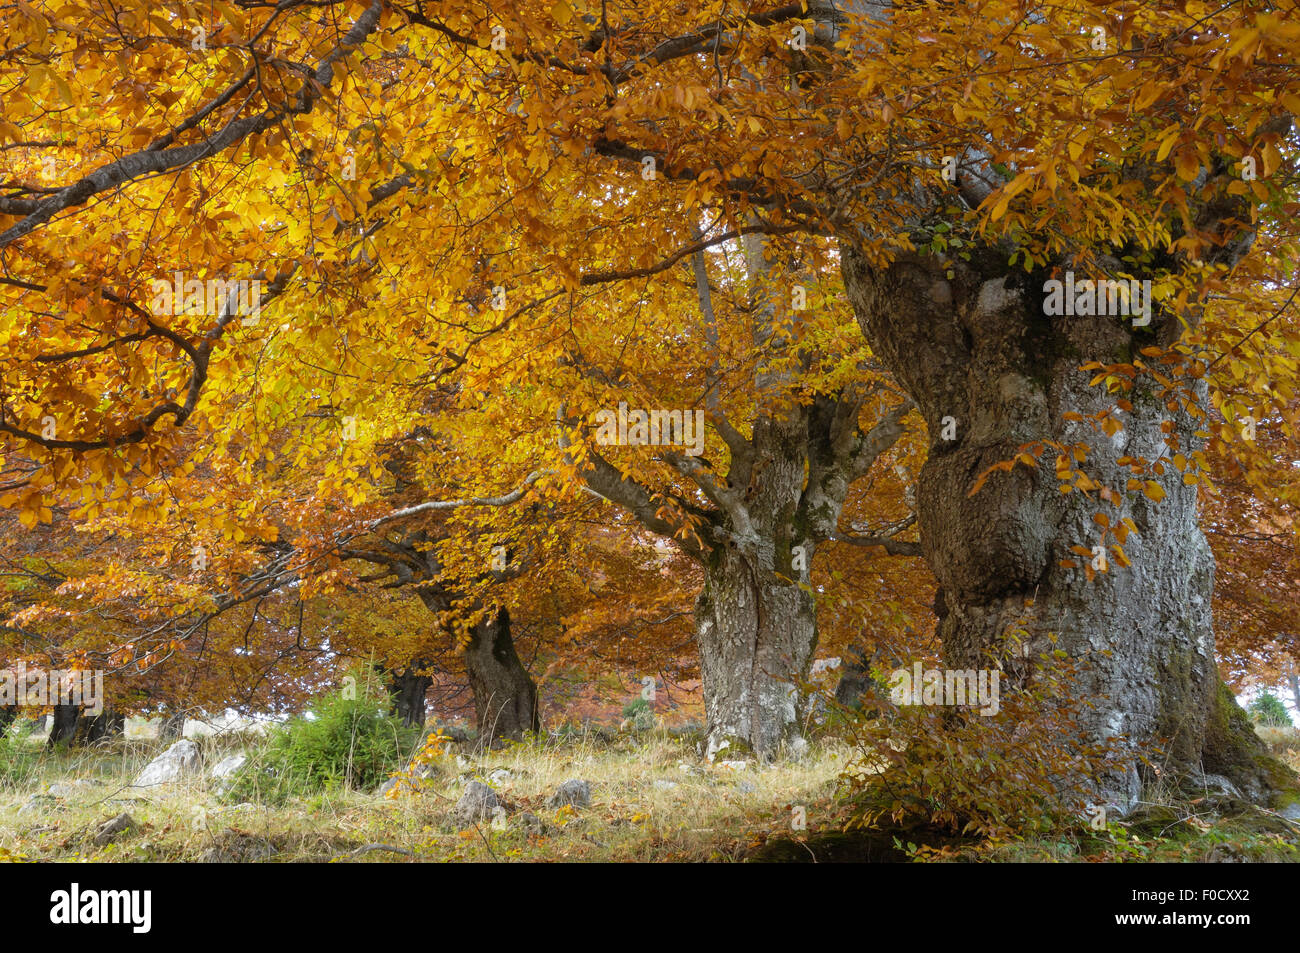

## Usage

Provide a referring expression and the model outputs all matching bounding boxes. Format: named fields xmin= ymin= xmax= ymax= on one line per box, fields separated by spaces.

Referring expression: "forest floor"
xmin=1 ymin=725 xmax=1298 ymax=863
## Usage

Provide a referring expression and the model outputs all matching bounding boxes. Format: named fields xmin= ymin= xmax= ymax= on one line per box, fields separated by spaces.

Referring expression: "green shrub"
xmin=622 ymin=697 xmax=651 ymax=719
xmin=224 ymin=673 xmax=418 ymax=804
xmin=1250 ymin=692 xmax=1293 ymax=728
xmin=0 ymin=734 xmax=41 ymax=788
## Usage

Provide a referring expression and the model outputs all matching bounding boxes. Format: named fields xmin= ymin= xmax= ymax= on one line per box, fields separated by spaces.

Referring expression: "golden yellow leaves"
xmin=1261 ymin=142 xmax=1284 ymax=179
xmin=14 ymin=491 xmax=53 ymax=529
xmin=986 ymin=172 xmax=1037 ymax=223
xmin=550 ymin=0 xmax=574 ymax=28
xmin=1127 ymin=479 xmax=1164 ymax=503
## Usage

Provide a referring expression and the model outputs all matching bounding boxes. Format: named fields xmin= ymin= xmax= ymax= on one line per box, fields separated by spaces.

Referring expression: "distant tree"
xmin=1249 ymin=692 xmax=1293 ymax=729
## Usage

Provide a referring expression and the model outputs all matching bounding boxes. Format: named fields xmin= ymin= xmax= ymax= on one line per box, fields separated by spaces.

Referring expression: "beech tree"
xmin=2 ymin=0 xmax=1298 ymax=806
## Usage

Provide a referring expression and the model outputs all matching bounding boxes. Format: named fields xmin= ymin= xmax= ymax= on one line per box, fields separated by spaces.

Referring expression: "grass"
xmin=1 ymin=723 xmax=1296 ymax=863
xmin=0 ymin=727 xmax=851 ymax=862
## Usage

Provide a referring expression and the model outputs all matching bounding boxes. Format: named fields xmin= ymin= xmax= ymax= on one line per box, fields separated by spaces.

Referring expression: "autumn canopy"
xmin=1 ymin=0 xmax=1298 ymax=813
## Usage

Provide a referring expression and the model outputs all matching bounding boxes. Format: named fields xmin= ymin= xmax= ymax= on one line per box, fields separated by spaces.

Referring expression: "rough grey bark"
xmin=461 ymin=607 xmax=539 ymax=747
xmin=840 ymin=245 xmax=1280 ymax=808
xmin=387 ymin=665 xmax=433 ymax=728
xmin=693 ymin=415 xmax=822 ymax=761
xmin=46 ymin=704 xmax=79 ymax=748
xmin=575 ymin=389 xmax=913 ymax=761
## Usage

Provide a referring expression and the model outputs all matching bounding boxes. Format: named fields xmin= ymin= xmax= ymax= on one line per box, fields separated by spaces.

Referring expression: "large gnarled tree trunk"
xmin=568 ymin=240 xmax=916 ymax=762
xmin=692 ymin=424 xmax=821 ymax=762
xmin=462 ymin=607 xmax=539 ymax=747
xmin=414 ymin=588 xmax=540 ymax=749
xmin=574 ymin=390 xmax=913 ymax=763
xmin=841 ymin=246 xmax=1283 ymax=809
xmin=76 ymin=709 xmax=125 ymax=745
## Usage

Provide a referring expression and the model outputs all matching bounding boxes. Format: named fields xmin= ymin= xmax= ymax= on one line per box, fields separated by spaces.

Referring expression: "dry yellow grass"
xmin=0 ymin=729 xmax=854 ymax=862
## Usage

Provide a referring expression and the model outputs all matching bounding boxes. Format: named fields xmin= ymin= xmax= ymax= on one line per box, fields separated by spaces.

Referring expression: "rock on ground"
xmin=547 ymin=779 xmax=592 ymax=809
xmin=132 ymin=739 xmax=202 ymax=788
xmin=454 ymin=781 xmax=500 ymax=827
xmin=514 ymin=812 xmax=547 ymax=835
xmin=208 ymin=753 xmax=246 ymax=794
xmin=92 ymin=812 xmax=135 ymax=847
xmin=210 ymin=753 xmax=246 ymax=780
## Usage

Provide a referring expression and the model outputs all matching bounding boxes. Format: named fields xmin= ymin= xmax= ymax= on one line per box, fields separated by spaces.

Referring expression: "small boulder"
xmin=92 ymin=812 xmax=135 ymax=847
xmin=132 ymin=739 xmax=202 ymax=788
xmin=375 ymin=776 xmax=404 ymax=798
xmin=209 ymin=753 xmax=246 ymax=794
xmin=454 ymin=780 xmax=500 ymax=826
xmin=737 ymin=780 xmax=757 ymax=795
xmin=428 ymin=722 xmax=472 ymax=745
xmin=210 ymin=753 xmax=246 ymax=780
xmin=653 ymin=780 xmax=678 ymax=791
xmin=547 ymin=778 xmax=592 ymax=809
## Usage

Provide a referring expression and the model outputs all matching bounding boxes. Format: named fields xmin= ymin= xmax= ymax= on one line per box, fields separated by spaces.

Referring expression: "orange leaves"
xmin=969 ymin=441 xmax=1046 ymax=497
xmin=1174 ymin=147 xmax=1201 ymax=183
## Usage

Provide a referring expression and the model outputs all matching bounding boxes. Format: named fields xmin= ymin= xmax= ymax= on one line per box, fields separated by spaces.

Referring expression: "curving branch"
xmin=0 ymin=0 xmax=385 ymax=250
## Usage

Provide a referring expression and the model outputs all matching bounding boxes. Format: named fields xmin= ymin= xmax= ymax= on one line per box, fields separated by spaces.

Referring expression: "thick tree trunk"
xmin=76 ymin=709 xmax=125 ymax=745
xmin=0 ymin=705 xmax=15 ymax=737
xmin=462 ymin=607 xmax=539 ymax=747
xmin=693 ymin=411 xmax=830 ymax=763
xmin=696 ymin=545 xmax=818 ymax=762
xmin=571 ymin=226 xmax=911 ymax=764
xmin=387 ymin=666 xmax=433 ymax=728
xmin=834 ymin=644 xmax=886 ymax=710
xmin=841 ymin=246 xmax=1281 ymax=809
xmin=46 ymin=704 xmax=80 ymax=748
